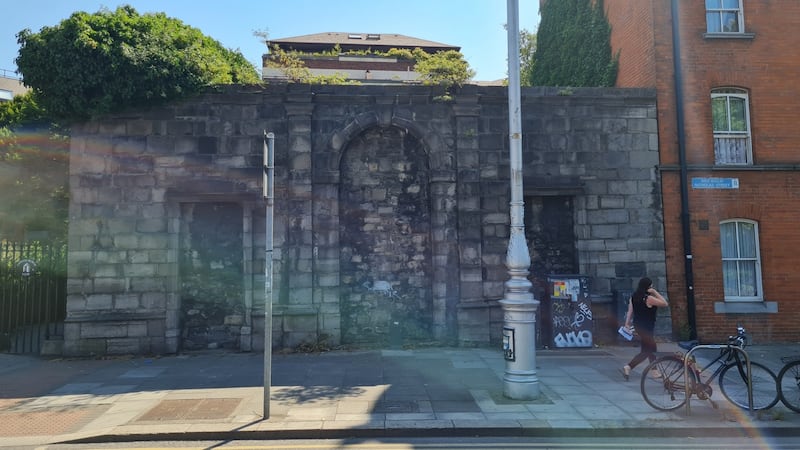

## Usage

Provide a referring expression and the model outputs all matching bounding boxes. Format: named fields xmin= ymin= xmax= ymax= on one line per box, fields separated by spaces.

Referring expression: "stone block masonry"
xmin=65 ymin=83 xmax=665 ymax=356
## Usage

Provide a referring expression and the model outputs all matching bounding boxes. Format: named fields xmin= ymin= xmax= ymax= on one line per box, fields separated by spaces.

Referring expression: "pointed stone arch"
xmin=337 ymin=125 xmax=432 ymax=344
xmin=326 ymin=110 xmax=451 ymax=177
xmin=311 ymin=106 xmax=459 ymax=344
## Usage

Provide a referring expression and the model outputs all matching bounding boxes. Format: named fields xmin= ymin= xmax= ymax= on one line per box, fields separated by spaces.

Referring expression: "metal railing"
xmin=0 ymin=240 xmax=67 ymax=353
xmin=0 ymin=68 xmax=21 ymax=79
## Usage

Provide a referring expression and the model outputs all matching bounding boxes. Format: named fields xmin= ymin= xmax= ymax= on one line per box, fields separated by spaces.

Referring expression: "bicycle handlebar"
xmin=679 ymin=326 xmax=747 ymax=351
xmin=727 ymin=326 xmax=747 ymax=348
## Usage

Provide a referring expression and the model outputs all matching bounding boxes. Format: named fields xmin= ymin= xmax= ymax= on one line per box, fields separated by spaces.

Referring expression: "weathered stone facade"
xmin=65 ymin=84 xmax=666 ymax=356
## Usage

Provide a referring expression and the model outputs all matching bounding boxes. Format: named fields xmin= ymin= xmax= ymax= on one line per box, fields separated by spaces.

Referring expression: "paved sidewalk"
xmin=1 ymin=342 xmax=798 ymax=447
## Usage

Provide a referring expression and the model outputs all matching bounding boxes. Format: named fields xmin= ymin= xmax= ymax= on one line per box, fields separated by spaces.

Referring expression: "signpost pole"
xmin=263 ymin=131 xmax=275 ymax=418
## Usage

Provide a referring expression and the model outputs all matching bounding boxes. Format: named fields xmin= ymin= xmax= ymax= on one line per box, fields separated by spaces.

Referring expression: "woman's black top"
xmin=632 ymin=293 xmax=657 ymax=333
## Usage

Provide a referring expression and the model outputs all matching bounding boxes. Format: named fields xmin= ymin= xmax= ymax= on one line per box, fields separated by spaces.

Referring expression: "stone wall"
xmin=65 ymin=83 xmax=665 ymax=355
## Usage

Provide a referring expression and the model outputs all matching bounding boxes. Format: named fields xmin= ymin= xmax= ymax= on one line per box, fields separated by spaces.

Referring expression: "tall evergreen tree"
xmin=530 ymin=0 xmax=618 ymax=87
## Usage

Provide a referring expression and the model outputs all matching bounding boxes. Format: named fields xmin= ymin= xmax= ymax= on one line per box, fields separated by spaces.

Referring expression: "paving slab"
xmin=0 ymin=343 xmax=798 ymax=447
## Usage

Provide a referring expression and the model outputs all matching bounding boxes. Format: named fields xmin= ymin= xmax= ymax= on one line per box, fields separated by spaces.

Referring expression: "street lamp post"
xmin=500 ymin=0 xmax=540 ymax=400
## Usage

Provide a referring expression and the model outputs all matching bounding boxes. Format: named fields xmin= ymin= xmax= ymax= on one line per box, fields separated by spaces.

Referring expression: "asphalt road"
xmin=24 ymin=436 xmax=800 ymax=450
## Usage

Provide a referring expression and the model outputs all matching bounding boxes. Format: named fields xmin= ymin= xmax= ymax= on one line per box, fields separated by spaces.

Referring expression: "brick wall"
xmin=609 ymin=0 xmax=800 ymax=343
xmin=604 ymin=0 xmax=657 ymax=88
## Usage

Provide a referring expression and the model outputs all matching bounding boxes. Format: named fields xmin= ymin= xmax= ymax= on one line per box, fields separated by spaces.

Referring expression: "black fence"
xmin=0 ymin=240 xmax=67 ymax=354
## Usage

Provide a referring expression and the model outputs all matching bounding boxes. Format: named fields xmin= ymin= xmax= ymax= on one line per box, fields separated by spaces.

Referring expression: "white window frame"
xmin=711 ymin=88 xmax=752 ymax=165
xmin=706 ymin=0 xmax=745 ymax=34
xmin=720 ymin=219 xmax=763 ymax=302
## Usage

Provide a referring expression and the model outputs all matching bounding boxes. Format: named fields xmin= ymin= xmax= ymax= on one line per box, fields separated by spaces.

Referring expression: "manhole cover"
xmin=373 ymin=400 xmax=417 ymax=413
xmin=137 ymin=398 xmax=241 ymax=421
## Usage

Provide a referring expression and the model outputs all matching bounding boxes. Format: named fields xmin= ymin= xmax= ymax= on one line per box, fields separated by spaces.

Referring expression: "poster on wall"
xmin=547 ymin=275 xmax=592 ymax=348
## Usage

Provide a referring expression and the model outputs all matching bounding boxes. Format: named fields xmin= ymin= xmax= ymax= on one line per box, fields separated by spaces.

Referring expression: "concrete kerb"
xmin=59 ymin=423 xmax=800 ymax=445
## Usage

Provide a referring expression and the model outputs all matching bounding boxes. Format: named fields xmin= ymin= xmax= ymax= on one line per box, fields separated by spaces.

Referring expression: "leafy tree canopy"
xmin=0 ymin=91 xmax=48 ymax=129
xmin=519 ymin=29 xmax=537 ymax=87
xmin=413 ymin=49 xmax=475 ymax=89
xmin=0 ymin=93 xmax=68 ymax=241
xmin=530 ymin=0 xmax=618 ymax=87
xmin=15 ymin=5 xmax=260 ymax=121
xmin=265 ymin=45 xmax=359 ymax=85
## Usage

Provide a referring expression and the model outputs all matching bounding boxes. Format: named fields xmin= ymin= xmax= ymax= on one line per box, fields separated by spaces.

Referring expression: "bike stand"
xmin=683 ymin=344 xmax=754 ymax=415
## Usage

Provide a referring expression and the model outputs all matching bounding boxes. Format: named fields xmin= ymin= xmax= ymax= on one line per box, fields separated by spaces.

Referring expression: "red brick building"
xmin=605 ymin=0 xmax=800 ymax=343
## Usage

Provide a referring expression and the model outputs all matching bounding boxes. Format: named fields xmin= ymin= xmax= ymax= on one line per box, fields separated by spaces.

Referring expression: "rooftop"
xmin=267 ymin=32 xmax=460 ymax=53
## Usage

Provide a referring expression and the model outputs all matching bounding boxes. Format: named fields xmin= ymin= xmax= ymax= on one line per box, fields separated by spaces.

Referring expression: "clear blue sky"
xmin=2 ymin=0 xmax=539 ymax=82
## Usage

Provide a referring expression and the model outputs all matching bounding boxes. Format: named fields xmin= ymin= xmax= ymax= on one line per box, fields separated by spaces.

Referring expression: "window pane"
xmin=738 ymin=260 xmax=757 ymax=296
xmin=721 ymin=219 xmax=761 ymax=301
xmin=729 ymin=97 xmax=747 ymax=131
xmin=723 ymin=260 xmax=739 ymax=296
xmin=722 ymin=12 xmax=740 ymax=32
xmin=712 ymin=97 xmax=728 ymax=131
xmin=722 ymin=0 xmax=740 ymax=9
xmin=715 ymin=137 xmax=748 ymax=164
xmin=706 ymin=0 xmax=721 ymax=8
xmin=707 ymin=13 xmax=721 ymax=33
xmin=738 ymin=222 xmax=756 ymax=257
xmin=721 ymin=222 xmax=737 ymax=258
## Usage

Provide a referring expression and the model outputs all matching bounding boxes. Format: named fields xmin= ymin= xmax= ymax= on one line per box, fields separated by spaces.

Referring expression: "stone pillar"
xmin=281 ymin=100 xmax=317 ymax=347
xmin=241 ymin=202 xmax=255 ymax=351
xmin=311 ymin=181 xmax=341 ymax=345
xmin=429 ymin=176 xmax=458 ymax=340
xmin=453 ymin=100 xmax=486 ymax=343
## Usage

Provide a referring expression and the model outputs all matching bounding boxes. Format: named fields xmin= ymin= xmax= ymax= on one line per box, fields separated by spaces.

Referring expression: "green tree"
xmin=15 ymin=5 xmax=260 ymax=120
xmin=413 ymin=49 xmax=475 ymax=89
xmin=530 ymin=0 xmax=618 ymax=87
xmin=265 ymin=45 xmax=356 ymax=85
xmin=520 ymin=29 xmax=537 ymax=87
xmin=0 ymin=93 xmax=68 ymax=241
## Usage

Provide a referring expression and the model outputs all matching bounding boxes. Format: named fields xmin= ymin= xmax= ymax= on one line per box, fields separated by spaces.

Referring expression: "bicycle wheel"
xmin=641 ymin=355 xmax=696 ymax=411
xmin=719 ymin=361 xmax=779 ymax=410
xmin=777 ymin=360 xmax=800 ymax=413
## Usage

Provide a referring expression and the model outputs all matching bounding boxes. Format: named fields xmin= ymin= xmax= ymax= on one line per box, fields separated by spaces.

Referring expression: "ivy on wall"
xmin=530 ymin=0 xmax=618 ymax=87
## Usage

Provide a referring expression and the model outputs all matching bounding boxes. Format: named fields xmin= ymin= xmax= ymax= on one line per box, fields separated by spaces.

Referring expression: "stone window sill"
xmin=714 ymin=301 xmax=777 ymax=314
xmin=704 ymin=32 xmax=755 ymax=40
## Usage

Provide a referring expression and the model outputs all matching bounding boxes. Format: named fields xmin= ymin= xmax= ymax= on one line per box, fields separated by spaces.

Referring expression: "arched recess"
xmin=311 ymin=109 xmax=459 ymax=345
xmin=338 ymin=125 xmax=433 ymax=344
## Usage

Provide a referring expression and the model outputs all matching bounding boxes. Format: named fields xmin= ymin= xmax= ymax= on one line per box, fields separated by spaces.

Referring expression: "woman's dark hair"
xmin=633 ymin=277 xmax=652 ymax=301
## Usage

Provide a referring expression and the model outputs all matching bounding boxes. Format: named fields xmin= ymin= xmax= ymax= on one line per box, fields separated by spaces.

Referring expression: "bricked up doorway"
xmin=526 ymin=195 xmax=577 ymax=347
xmin=338 ymin=126 xmax=433 ymax=345
xmin=178 ymin=202 xmax=245 ymax=350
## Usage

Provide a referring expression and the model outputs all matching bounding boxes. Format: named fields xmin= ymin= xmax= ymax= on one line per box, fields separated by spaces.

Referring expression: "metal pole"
xmin=263 ymin=131 xmax=275 ymax=418
xmin=671 ymin=0 xmax=697 ymax=341
xmin=500 ymin=0 xmax=539 ymax=400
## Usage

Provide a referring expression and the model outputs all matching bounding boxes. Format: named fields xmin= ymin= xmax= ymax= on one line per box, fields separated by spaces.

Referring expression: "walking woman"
xmin=620 ymin=277 xmax=668 ymax=380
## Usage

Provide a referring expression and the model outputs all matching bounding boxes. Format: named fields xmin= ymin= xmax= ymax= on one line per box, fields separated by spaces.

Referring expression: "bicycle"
xmin=640 ymin=326 xmax=779 ymax=412
xmin=777 ymin=354 xmax=800 ymax=413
